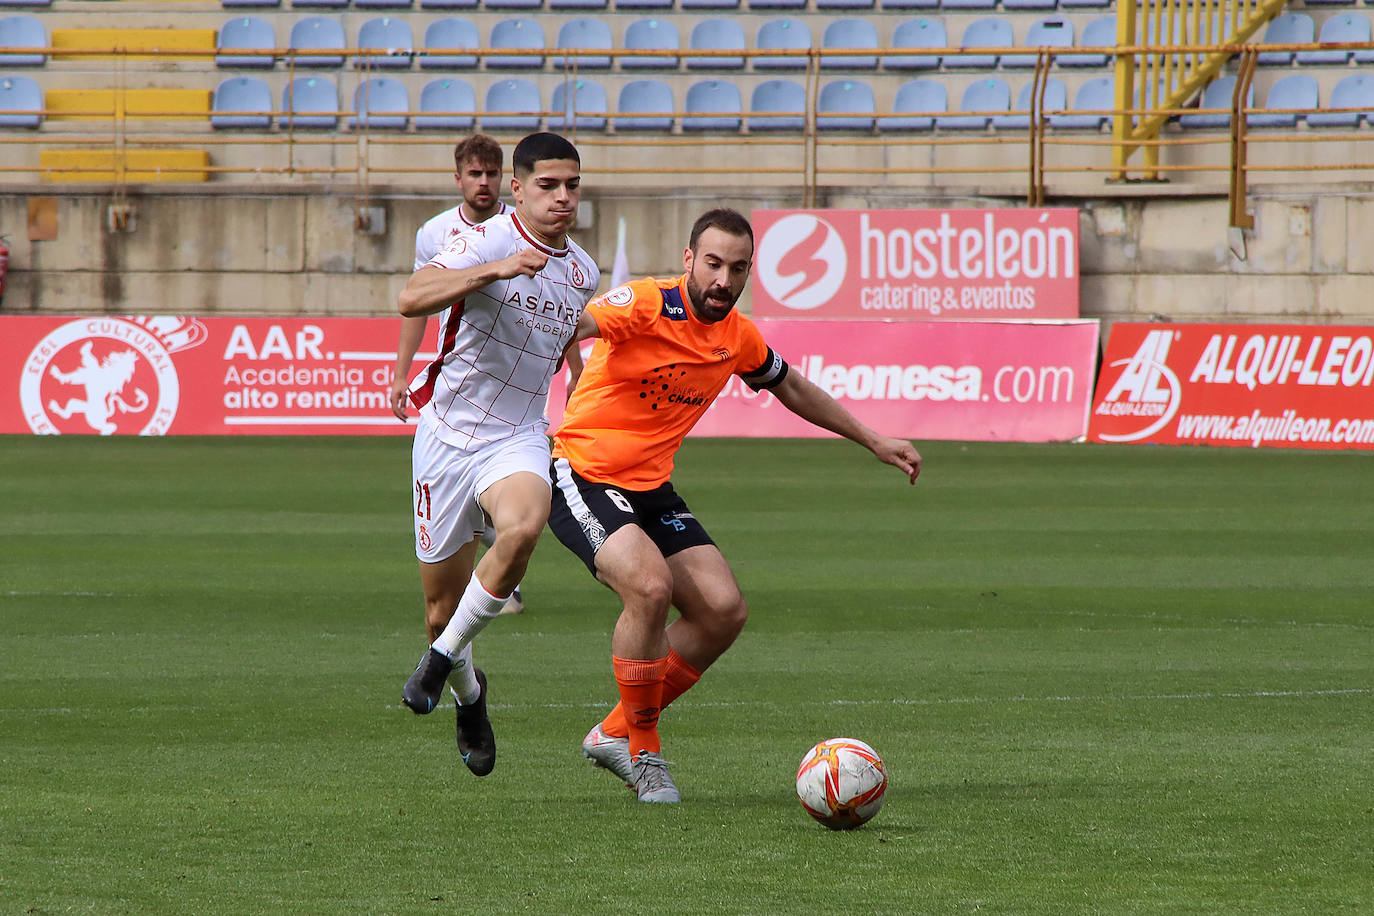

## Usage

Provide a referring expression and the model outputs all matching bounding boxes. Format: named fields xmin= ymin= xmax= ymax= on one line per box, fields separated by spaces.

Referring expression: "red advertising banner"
xmin=4 ymin=316 xmax=415 ymax=436
xmin=550 ymin=319 xmax=1101 ymax=443
xmin=1088 ymin=323 xmax=1374 ymax=450
xmin=750 ymin=208 xmax=1080 ymax=321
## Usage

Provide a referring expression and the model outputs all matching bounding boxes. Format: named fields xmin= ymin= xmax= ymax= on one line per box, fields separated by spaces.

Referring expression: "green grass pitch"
xmin=2 ymin=436 xmax=1371 ymax=914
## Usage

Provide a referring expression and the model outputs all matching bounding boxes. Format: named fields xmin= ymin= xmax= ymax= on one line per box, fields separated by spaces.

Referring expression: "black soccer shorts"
xmin=548 ymin=457 xmax=715 ymax=575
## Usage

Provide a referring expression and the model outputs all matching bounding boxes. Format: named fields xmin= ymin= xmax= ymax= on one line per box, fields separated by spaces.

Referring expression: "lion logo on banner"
xmin=46 ymin=341 xmax=150 ymax=434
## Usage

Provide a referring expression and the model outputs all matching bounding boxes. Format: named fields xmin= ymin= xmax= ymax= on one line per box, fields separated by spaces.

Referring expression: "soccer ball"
xmin=795 ymin=737 xmax=887 ymax=830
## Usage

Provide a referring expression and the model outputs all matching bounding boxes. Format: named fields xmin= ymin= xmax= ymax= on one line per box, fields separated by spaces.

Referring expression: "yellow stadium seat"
xmin=51 ymin=28 xmax=217 ymax=61
xmin=39 ymin=149 xmax=211 ymax=183
xmin=44 ymin=89 xmax=211 ymax=121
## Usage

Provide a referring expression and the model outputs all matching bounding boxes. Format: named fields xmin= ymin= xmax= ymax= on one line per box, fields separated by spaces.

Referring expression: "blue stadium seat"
xmin=489 ymin=18 xmax=545 ymax=69
xmin=554 ymin=18 xmax=612 ymax=70
xmin=882 ymin=18 xmax=945 ymax=70
xmin=617 ymin=0 xmax=671 ymax=10
xmin=484 ymin=78 xmax=541 ymax=129
xmin=288 ymin=17 xmax=345 ymax=68
xmin=942 ymin=0 xmax=995 ymax=10
xmin=879 ymin=0 xmax=937 ymax=9
xmin=992 ymin=77 xmax=1066 ymax=129
xmin=682 ymin=79 xmax=742 ymax=130
xmin=877 ymin=77 xmax=944 ymax=130
xmin=755 ymin=19 xmax=811 ymax=70
xmin=1050 ymin=76 xmax=1111 ymax=129
xmin=216 ymin=17 xmax=274 ymax=69
xmin=281 ymin=76 xmax=338 ymax=128
xmin=419 ymin=0 xmax=476 ymax=8
xmin=1003 ymin=17 xmax=1073 ymax=69
xmin=1307 ymin=73 xmax=1374 ymax=128
xmin=816 ymin=0 xmax=875 ymax=10
xmin=1248 ymin=74 xmax=1318 ymax=128
xmin=1302 ymin=0 xmax=1359 ymax=6
xmin=820 ymin=18 xmax=879 ymax=70
xmin=817 ymin=79 xmax=875 ymax=129
xmin=355 ymin=0 xmax=412 ymax=9
xmin=421 ymin=18 xmax=478 ymax=69
xmin=416 ymin=77 xmax=475 ymax=129
xmin=486 ymin=0 xmax=540 ymax=9
xmin=357 ymin=18 xmax=413 ymax=69
xmin=748 ymin=78 xmax=805 ymax=130
xmin=623 ymin=18 xmax=680 ymax=70
xmin=211 ymin=76 xmax=272 ymax=128
xmin=687 ymin=18 xmax=746 ymax=69
xmin=0 ymin=73 xmax=39 ymax=127
xmin=1179 ymin=75 xmax=1248 ymax=129
xmin=749 ymin=0 xmax=805 ymax=9
xmin=1296 ymin=13 xmax=1374 ymax=66
xmin=948 ymin=17 xmax=1013 ymax=70
xmin=616 ymin=78 xmax=673 ymax=130
xmin=1058 ymin=0 xmax=1109 ymax=8
xmin=549 ymin=78 xmax=608 ymax=129
xmin=0 ymin=15 xmax=44 ymax=67
xmin=682 ymin=0 xmax=739 ymax=8
xmin=1058 ymin=15 xmax=1112 ymax=68
xmin=292 ymin=0 xmax=346 ymax=9
xmin=350 ymin=77 xmax=409 ymax=128
xmin=937 ymin=77 xmax=1010 ymax=129
xmin=1257 ymin=12 xmax=1314 ymax=66
xmin=549 ymin=0 xmax=607 ymax=9
xmin=223 ymin=0 xmax=280 ymax=9
xmin=1003 ymin=0 xmax=1056 ymax=9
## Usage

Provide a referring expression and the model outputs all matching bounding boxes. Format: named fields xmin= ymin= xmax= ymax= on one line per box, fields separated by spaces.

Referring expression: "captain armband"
xmin=740 ymin=348 xmax=789 ymax=392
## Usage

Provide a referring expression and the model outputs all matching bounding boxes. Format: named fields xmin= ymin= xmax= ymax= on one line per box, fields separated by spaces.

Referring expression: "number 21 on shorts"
xmin=415 ymin=480 xmax=432 ymax=520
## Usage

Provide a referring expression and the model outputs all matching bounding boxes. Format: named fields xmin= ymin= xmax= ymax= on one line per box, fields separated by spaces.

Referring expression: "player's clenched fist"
xmin=497 ymin=247 xmax=548 ymax=279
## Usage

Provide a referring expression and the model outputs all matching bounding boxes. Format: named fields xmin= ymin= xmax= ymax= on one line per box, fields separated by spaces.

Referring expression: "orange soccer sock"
xmin=612 ymin=655 xmax=668 ymax=758
xmin=603 ymin=649 xmax=702 ymax=742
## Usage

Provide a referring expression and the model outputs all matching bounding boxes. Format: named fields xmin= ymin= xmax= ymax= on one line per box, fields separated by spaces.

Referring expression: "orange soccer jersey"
xmin=553 ymin=275 xmax=787 ymax=490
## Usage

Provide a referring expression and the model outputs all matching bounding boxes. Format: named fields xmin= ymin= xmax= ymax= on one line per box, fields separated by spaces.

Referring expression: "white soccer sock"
xmin=446 ymin=643 xmax=480 ymax=706
xmin=431 ymin=573 xmax=506 ymax=670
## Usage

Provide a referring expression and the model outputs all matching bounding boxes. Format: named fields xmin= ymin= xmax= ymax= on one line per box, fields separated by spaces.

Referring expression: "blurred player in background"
xmin=549 ymin=208 xmax=921 ymax=803
xmin=388 ymin=134 xmax=527 ymax=615
xmin=396 ymin=132 xmax=600 ymax=778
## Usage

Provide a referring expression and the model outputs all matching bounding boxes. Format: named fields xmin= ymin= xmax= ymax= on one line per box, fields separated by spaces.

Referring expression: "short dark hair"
xmin=453 ymin=134 xmax=502 ymax=172
xmin=689 ymin=208 xmax=754 ymax=253
xmin=512 ymin=132 xmax=580 ymax=177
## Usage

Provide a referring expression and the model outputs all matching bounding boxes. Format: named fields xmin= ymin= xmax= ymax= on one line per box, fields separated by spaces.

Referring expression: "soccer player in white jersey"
xmin=396 ymin=132 xmax=600 ymax=777
xmin=388 ymin=134 xmax=528 ymax=616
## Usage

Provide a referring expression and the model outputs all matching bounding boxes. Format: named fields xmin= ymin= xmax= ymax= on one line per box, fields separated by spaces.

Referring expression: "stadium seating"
xmin=1257 ymin=12 xmax=1314 ymax=66
xmin=948 ymin=17 xmax=1013 ymax=70
xmin=750 ymin=0 xmax=806 ymax=9
xmin=357 ymin=18 xmax=413 ymax=69
xmin=618 ymin=0 xmax=672 ymax=10
xmin=1248 ymin=74 xmax=1318 ymax=128
xmin=682 ymin=78 xmax=742 ymax=130
xmin=937 ymin=77 xmax=1010 ymax=129
xmin=549 ymin=77 xmax=608 ymax=129
xmin=216 ymin=17 xmax=274 ymax=69
xmin=281 ymin=76 xmax=338 ymax=128
xmin=755 ymin=18 xmax=811 ymax=70
xmin=0 ymin=73 xmax=40 ymax=127
xmin=819 ymin=18 xmax=879 ymax=69
xmin=623 ymin=18 xmax=680 ymax=70
xmin=0 ymin=15 xmax=44 ymax=67
xmin=287 ymin=17 xmax=344 ymax=68
xmin=1178 ymin=75 xmax=1248 ymax=128
xmin=992 ymin=76 xmax=1067 ymax=129
xmin=1003 ymin=17 xmax=1073 ymax=68
xmin=548 ymin=0 xmax=608 ymax=9
xmin=486 ymin=0 xmax=540 ymax=9
xmin=554 ymin=18 xmax=612 ymax=70
xmin=223 ymin=0 xmax=280 ymax=9
xmin=1003 ymin=0 xmax=1057 ymax=10
xmin=419 ymin=0 xmax=476 ymax=8
xmin=1051 ymin=76 xmax=1112 ymax=129
xmin=876 ymin=77 xmax=944 ymax=130
xmin=615 ymin=78 xmax=673 ymax=130
xmin=816 ymin=0 xmax=876 ymax=10
xmin=686 ymin=18 xmax=746 ymax=69
xmin=1059 ymin=15 xmax=1113 ymax=67
xmin=881 ymin=17 xmax=945 ymax=70
xmin=941 ymin=0 xmax=996 ymax=11
xmin=488 ymin=18 xmax=544 ymax=69
xmin=421 ymin=18 xmax=478 ymax=69
xmin=1295 ymin=13 xmax=1374 ymax=66
xmin=879 ymin=0 xmax=938 ymax=9
xmin=416 ymin=77 xmax=475 ymax=129
xmin=356 ymin=0 xmax=412 ymax=9
xmin=484 ymin=77 xmax=540 ymax=129
xmin=817 ymin=78 xmax=875 ymax=129
xmin=682 ymin=0 xmax=740 ymax=9
xmin=350 ymin=77 xmax=408 ymax=128
xmin=211 ymin=76 xmax=272 ymax=128
xmin=1058 ymin=0 xmax=1110 ymax=9
xmin=293 ymin=0 xmax=347 ymax=9
xmin=1306 ymin=73 xmax=1374 ymax=128
xmin=748 ymin=78 xmax=805 ymax=130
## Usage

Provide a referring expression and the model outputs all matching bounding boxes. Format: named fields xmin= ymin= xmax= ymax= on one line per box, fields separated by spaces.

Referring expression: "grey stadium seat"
xmin=288 ymin=17 xmax=345 ymax=69
xmin=357 ymin=17 xmax=413 ymax=69
xmin=0 ymin=73 xmax=39 ymax=126
xmin=216 ymin=17 xmax=274 ymax=69
xmin=483 ymin=78 xmax=541 ymax=130
xmin=211 ymin=76 xmax=272 ymax=128
xmin=748 ymin=78 xmax=805 ymax=131
xmin=488 ymin=18 xmax=545 ymax=69
xmin=554 ymin=18 xmax=612 ymax=70
xmin=416 ymin=77 xmax=475 ymax=129
xmin=817 ymin=79 xmax=876 ymax=130
xmin=281 ymin=76 xmax=339 ymax=128
xmin=682 ymin=79 xmax=742 ymax=131
xmin=992 ymin=77 xmax=1067 ymax=129
xmin=881 ymin=17 xmax=945 ymax=70
xmin=1003 ymin=18 xmax=1073 ymax=69
xmin=615 ymin=78 xmax=673 ymax=130
xmin=686 ymin=18 xmax=746 ymax=70
xmin=877 ymin=77 xmax=945 ymax=131
xmin=1248 ymin=74 xmax=1318 ymax=128
xmin=623 ymin=18 xmax=680 ymax=70
xmin=1257 ymin=12 xmax=1314 ymax=67
xmin=937 ymin=77 xmax=1010 ymax=129
xmin=549 ymin=78 xmax=608 ymax=130
xmin=755 ymin=18 xmax=811 ymax=70
xmin=820 ymin=18 xmax=879 ymax=70
xmin=0 ymin=14 xmax=45 ymax=67
xmin=1178 ymin=76 xmax=1248 ymax=129
xmin=350 ymin=77 xmax=409 ymax=129
xmin=421 ymin=18 xmax=478 ymax=69
xmin=1307 ymin=73 xmax=1374 ymax=128
xmin=948 ymin=17 xmax=1013 ymax=70
xmin=1050 ymin=76 xmax=1112 ymax=130
xmin=1059 ymin=15 xmax=1112 ymax=68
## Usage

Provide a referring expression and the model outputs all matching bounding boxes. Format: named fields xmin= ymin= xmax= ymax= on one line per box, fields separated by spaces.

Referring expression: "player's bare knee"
xmin=618 ymin=569 xmax=673 ymax=616
xmin=709 ymin=594 xmax=748 ymax=643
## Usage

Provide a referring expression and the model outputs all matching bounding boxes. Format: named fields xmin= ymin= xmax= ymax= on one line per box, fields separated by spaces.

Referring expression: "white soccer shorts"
xmin=410 ymin=420 xmax=552 ymax=563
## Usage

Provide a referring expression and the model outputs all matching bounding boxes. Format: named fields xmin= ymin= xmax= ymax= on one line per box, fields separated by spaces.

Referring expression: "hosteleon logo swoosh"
xmin=757 ymin=214 xmax=847 ymax=311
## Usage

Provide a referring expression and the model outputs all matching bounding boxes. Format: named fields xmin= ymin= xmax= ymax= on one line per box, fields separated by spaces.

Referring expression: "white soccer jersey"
xmin=413 ymin=201 xmax=510 ymax=270
xmin=409 ymin=212 xmax=600 ymax=451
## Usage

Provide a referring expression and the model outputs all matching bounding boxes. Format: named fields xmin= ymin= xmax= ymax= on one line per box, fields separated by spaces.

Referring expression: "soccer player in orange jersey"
xmin=547 ymin=208 xmax=921 ymax=803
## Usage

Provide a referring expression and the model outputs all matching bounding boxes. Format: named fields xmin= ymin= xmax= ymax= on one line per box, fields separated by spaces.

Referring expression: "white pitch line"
xmin=5 ymin=590 xmax=117 ymax=597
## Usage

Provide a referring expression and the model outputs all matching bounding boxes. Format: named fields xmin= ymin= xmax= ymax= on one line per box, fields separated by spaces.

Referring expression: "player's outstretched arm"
xmin=398 ymin=248 xmax=549 ymax=318
xmin=771 ymin=371 xmax=922 ymax=484
xmin=388 ymin=316 xmax=429 ymax=420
